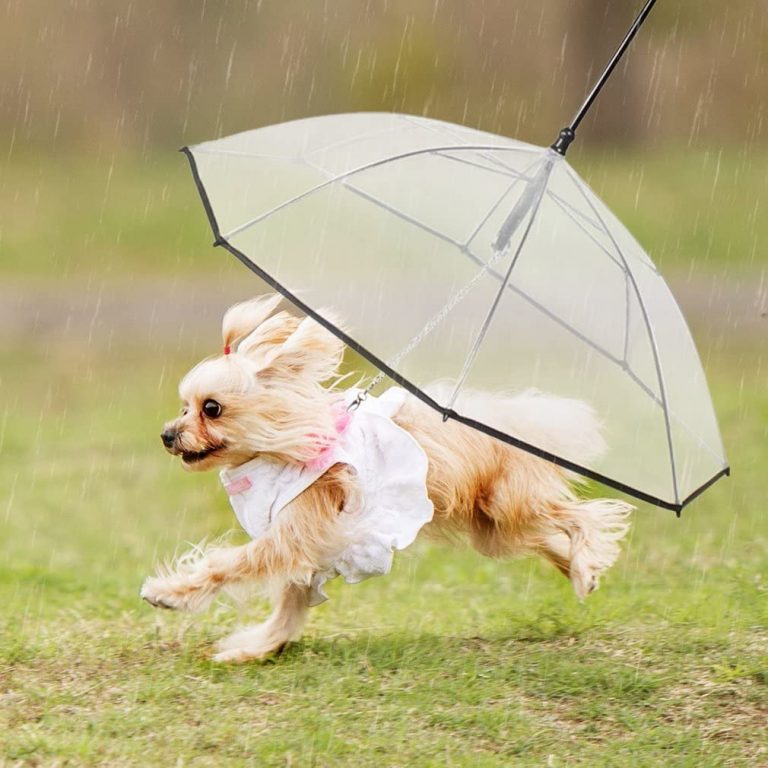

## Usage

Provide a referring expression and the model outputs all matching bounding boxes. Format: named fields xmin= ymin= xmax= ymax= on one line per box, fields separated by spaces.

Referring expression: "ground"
xmin=0 ymin=148 xmax=766 ymax=766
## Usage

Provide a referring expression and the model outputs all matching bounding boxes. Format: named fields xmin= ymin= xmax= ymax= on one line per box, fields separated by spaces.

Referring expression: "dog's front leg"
xmin=139 ymin=543 xmax=245 ymax=613
xmin=141 ymin=491 xmax=343 ymax=613
xmin=213 ymin=580 xmax=312 ymax=663
xmin=140 ymin=535 xmax=311 ymax=612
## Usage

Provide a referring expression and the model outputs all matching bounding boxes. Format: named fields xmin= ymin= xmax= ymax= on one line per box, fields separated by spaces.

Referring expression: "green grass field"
xmin=1 ymin=148 xmax=766 ymax=766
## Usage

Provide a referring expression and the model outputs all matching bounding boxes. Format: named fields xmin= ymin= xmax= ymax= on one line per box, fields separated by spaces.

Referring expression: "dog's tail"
xmin=425 ymin=383 xmax=608 ymax=467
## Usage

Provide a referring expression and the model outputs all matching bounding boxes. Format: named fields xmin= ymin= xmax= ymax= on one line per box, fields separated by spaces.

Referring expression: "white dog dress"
xmin=219 ymin=387 xmax=434 ymax=605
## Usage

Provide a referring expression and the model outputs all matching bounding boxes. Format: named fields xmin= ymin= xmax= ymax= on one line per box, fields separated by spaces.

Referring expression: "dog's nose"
xmin=161 ymin=429 xmax=177 ymax=449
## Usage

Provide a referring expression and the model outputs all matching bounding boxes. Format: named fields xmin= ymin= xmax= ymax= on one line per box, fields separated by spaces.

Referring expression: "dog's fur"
xmin=141 ymin=295 xmax=632 ymax=663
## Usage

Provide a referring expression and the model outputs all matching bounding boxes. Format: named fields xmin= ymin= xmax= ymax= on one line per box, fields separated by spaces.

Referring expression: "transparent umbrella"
xmin=181 ymin=0 xmax=728 ymax=513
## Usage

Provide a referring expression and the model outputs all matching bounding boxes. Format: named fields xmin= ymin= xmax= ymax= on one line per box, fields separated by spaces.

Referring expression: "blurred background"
xmin=0 ymin=2 xmax=766 ymax=761
xmin=3 ymin=0 xmax=768 ymax=149
xmin=2 ymin=0 xmax=766 ymax=332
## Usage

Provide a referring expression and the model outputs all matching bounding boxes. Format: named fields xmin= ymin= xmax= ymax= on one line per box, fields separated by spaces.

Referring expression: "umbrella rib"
xmin=303 ymin=124 xmax=410 ymax=157
xmin=219 ymin=144 xmax=534 ymax=241
xmin=399 ymin=114 xmax=542 ymax=159
xmin=347 ymin=162 xmax=554 ymax=393
xmin=194 ymin=120 xmax=426 ymax=161
xmin=624 ymin=274 xmax=631 ymax=362
xmin=299 ymin=154 xmax=468 ymax=248
xmin=301 ymin=151 xmax=539 ymax=253
xmin=398 ymin=114 xmax=546 ymax=180
xmin=446 ymin=158 xmax=555 ymax=409
xmin=548 ymin=184 xmax=661 ymax=276
xmin=546 ymin=192 xmax=626 ymax=273
xmin=306 ymin=113 xmax=498 ymax=159
xmin=453 ymin=160 xmax=662 ymax=400
xmin=544 ymin=189 xmax=664 ymax=380
xmin=335 ymin=180 xmax=466 ymax=249
xmin=192 ymin=147 xmax=301 ymax=161
xmin=622 ymin=365 xmax=663 ymax=407
xmin=565 ymin=167 xmax=681 ymax=504
xmin=432 ymin=151 xmax=530 ymax=181
xmin=461 ymin=245 xmax=653 ymax=383
xmin=463 ymin=146 xmax=541 ymax=176
xmin=528 ymin=191 xmax=662 ymax=402
xmin=547 ymin=189 xmax=602 ymax=231
xmin=670 ymin=412 xmax=731 ymax=464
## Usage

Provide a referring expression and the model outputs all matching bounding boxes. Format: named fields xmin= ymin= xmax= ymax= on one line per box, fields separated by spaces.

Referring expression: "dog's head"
xmin=161 ymin=294 xmax=346 ymax=471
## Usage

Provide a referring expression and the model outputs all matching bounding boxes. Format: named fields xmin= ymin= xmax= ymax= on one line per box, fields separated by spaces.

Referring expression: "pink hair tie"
xmin=223 ymin=345 xmax=232 ymax=355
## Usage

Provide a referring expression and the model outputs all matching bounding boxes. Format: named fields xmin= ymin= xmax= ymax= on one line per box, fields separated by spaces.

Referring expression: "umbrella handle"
xmin=552 ymin=0 xmax=659 ymax=155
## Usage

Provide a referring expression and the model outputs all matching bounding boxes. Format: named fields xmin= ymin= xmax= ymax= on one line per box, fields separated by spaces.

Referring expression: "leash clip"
xmin=347 ymin=391 xmax=367 ymax=412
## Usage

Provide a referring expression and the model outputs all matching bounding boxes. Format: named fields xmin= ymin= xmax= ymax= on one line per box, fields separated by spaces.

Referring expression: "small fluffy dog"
xmin=141 ymin=294 xmax=632 ymax=662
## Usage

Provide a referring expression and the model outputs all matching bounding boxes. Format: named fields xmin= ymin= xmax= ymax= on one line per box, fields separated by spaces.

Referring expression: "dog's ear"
xmin=222 ymin=294 xmax=283 ymax=353
xmin=237 ymin=311 xmax=301 ymax=363
xmin=257 ymin=313 xmax=345 ymax=382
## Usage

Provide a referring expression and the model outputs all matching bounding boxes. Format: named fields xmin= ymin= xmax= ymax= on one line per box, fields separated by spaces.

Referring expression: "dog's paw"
xmin=140 ymin=579 xmax=175 ymax=610
xmin=140 ymin=573 xmax=216 ymax=613
xmin=211 ymin=645 xmax=286 ymax=664
xmin=211 ymin=626 xmax=287 ymax=663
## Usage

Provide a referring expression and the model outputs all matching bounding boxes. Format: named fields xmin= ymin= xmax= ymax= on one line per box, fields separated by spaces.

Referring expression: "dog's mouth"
xmin=181 ymin=445 xmax=225 ymax=464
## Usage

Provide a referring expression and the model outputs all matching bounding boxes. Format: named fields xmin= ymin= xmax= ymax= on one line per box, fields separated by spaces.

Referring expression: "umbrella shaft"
xmin=552 ymin=0 xmax=659 ymax=155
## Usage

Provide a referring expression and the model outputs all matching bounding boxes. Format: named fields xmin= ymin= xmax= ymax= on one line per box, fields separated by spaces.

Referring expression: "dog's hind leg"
xmin=535 ymin=528 xmax=573 ymax=580
xmin=541 ymin=498 xmax=633 ymax=599
xmin=213 ymin=581 xmax=312 ymax=663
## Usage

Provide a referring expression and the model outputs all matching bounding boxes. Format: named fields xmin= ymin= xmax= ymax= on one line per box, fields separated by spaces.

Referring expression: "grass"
xmin=0 ymin=330 xmax=766 ymax=767
xmin=1 ymin=144 xmax=766 ymax=765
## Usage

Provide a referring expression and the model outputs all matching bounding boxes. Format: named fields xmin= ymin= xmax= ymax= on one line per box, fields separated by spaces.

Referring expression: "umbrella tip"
xmin=551 ymin=127 xmax=576 ymax=156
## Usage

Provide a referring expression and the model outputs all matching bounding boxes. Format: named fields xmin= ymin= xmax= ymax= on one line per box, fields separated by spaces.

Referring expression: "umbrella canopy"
xmin=182 ymin=112 xmax=728 ymax=513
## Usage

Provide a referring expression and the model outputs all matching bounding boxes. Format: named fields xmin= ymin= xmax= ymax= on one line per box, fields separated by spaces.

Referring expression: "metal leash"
xmin=347 ymin=229 xmax=520 ymax=411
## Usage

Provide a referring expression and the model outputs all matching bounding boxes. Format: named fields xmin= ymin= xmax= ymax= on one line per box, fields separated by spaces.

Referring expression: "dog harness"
xmin=219 ymin=387 xmax=434 ymax=605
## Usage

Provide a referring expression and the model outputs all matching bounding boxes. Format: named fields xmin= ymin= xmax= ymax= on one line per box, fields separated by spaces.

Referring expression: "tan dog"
xmin=141 ymin=295 xmax=632 ymax=663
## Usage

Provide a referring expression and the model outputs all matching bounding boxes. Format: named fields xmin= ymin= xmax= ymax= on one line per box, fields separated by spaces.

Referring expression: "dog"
xmin=141 ymin=294 xmax=632 ymax=662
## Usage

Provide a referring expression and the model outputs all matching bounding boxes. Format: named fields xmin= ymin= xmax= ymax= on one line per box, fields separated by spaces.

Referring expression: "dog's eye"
xmin=202 ymin=399 xmax=222 ymax=419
